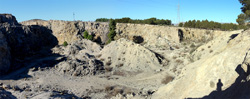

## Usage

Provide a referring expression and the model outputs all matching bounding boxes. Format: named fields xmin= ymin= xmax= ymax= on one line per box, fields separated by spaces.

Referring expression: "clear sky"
xmin=0 ymin=0 xmax=243 ymax=23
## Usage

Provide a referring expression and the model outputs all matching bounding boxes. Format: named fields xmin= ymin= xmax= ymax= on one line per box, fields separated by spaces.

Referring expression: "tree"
xmin=237 ymin=0 xmax=250 ymax=24
xmin=237 ymin=13 xmax=247 ymax=25
xmin=108 ymin=30 xmax=116 ymax=41
xmin=109 ymin=19 xmax=116 ymax=30
xmin=239 ymin=0 xmax=250 ymax=14
xmin=179 ymin=23 xmax=183 ymax=27
xmin=107 ymin=19 xmax=117 ymax=44
xmin=96 ymin=18 xmax=109 ymax=22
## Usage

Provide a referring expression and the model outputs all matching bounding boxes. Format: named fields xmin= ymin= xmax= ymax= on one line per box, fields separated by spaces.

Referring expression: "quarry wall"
xmin=21 ymin=20 xmax=228 ymax=46
xmin=116 ymin=23 xmax=227 ymax=46
xmin=21 ymin=20 xmax=109 ymax=45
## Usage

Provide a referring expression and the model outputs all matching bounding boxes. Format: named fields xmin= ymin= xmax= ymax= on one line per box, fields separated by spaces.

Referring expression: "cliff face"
xmin=22 ymin=20 xmax=226 ymax=46
xmin=116 ymin=23 xmax=180 ymax=48
xmin=0 ymin=14 xmax=58 ymax=75
xmin=21 ymin=20 xmax=109 ymax=45
xmin=0 ymin=14 xmax=18 ymax=25
xmin=116 ymin=23 xmax=226 ymax=47
xmin=0 ymin=31 xmax=10 ymax=75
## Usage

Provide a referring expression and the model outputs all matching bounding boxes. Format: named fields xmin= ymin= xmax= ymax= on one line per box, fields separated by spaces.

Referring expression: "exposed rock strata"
xmin=21 ymin=20 xmax=109 ymax=45
xmin=116 ymin=23 xmax=226 ymax=47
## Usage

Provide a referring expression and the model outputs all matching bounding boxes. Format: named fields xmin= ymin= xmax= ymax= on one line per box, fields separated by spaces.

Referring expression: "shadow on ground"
xmin=0 ymin=89 xmax=17 ymax=99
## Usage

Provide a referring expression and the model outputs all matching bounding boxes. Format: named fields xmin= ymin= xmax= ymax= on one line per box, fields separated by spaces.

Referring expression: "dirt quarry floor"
xmin=0 ymin=37 xmax=193 ymax=99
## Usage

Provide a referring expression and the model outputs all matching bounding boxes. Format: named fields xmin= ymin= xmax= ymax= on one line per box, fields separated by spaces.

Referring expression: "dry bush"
xmin=175 ymin=59 xmax=184 ymax=64
xmin=113 ymin=71 xmax=126 ymax=76
xmin=105 ymin=66 xmax=113 ymax=72
xmin=201 ymin=48 xmax=205 ymax=51
xmin=210 ymin=50 xmax=213 ymax=53
xmin=190 ymin=43 xmax=196 ymax=48
xmin=161 ymin=76 xmax=174 ymax=84
xmin=106 ymin=60 xmax=112 ymax=66
xmin=105 ymin=85 xmax=115 ymax=92
xmin=117 ymin=63 xmax=124 ymax=67
xmin=189 ymin=48 xmax=196 ymax=54
xmin=112 ymin=88 xmax=123 ymax=96
xmin=172 ymin=56 xmax=177 ymax=59
xmin=173 ymin=45 xmax=180 ymax=49
xmin=100 ymin=58 xmax=105 ymax=61
xmin=105 ymin=86 xmax=124 ymax=98
xmin=96 ymin=54 xmax=102 ymax=58
xmin=208 ymin=46 xmax=211 ymax=48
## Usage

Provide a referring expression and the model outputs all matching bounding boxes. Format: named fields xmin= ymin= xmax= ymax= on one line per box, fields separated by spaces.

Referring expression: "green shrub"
xmin=63 ymin=41 xmax=68 ymax=46
xmin=87 ymin=35 xmax=93 ymax=40
xmin=83 ymin=31 xmax=94 ymax=40
xmin=83 ymin=31 xmax=89 ymax=39
xmin=190 ymin=43 xmax=196 ymax=48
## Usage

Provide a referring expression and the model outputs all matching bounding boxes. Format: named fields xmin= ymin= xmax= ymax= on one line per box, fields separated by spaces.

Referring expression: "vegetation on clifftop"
xmin=96 ymin=17 xmax=172 ymax=26
xmin=179 ymin=20 xmax=248 ymax=31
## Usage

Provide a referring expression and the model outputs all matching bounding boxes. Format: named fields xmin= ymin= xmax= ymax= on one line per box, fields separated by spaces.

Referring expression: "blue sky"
xmin=0 ymin=0 xmax=243 ymax=23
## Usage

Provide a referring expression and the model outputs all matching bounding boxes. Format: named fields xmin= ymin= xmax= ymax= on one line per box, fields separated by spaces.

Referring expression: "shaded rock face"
xmin=0 ymin=31 xmax=10 ymax=75
xmin=0 ymin=89 xmax=17 ymax=99
xmin=0 ymin=14 xmax=18 ymax=25
xmin=0 ymin=25 xmax=58 ymax=59
xmin=0 ymin=14 xmax=58 ymax=74
xmin=21 ymin=20 xmax=109 ymax=45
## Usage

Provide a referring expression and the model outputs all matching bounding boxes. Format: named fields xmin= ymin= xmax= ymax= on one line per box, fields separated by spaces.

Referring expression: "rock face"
xmin=21 ymin=20 xmax=109 ymax=45
xmin=0 ymin=14 xmax=18 ymax=25
xmin=0 ymin=31 xmax=10 ymax=75
xmin=152 ymin=29 xmax=250 ymax=99
xmin=116 ymin=23 xmax=226 ymax=47
xmin=0 ymin=14 xmax=58 ymax=74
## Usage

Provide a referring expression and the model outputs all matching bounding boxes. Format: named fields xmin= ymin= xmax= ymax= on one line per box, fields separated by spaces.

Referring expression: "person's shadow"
xmin=216 ymin=79 xmax=223 ymax=92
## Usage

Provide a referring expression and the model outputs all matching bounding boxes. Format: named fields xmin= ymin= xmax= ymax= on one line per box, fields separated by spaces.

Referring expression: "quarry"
xmin=0 ymin=14 xmax=250 ymax=99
